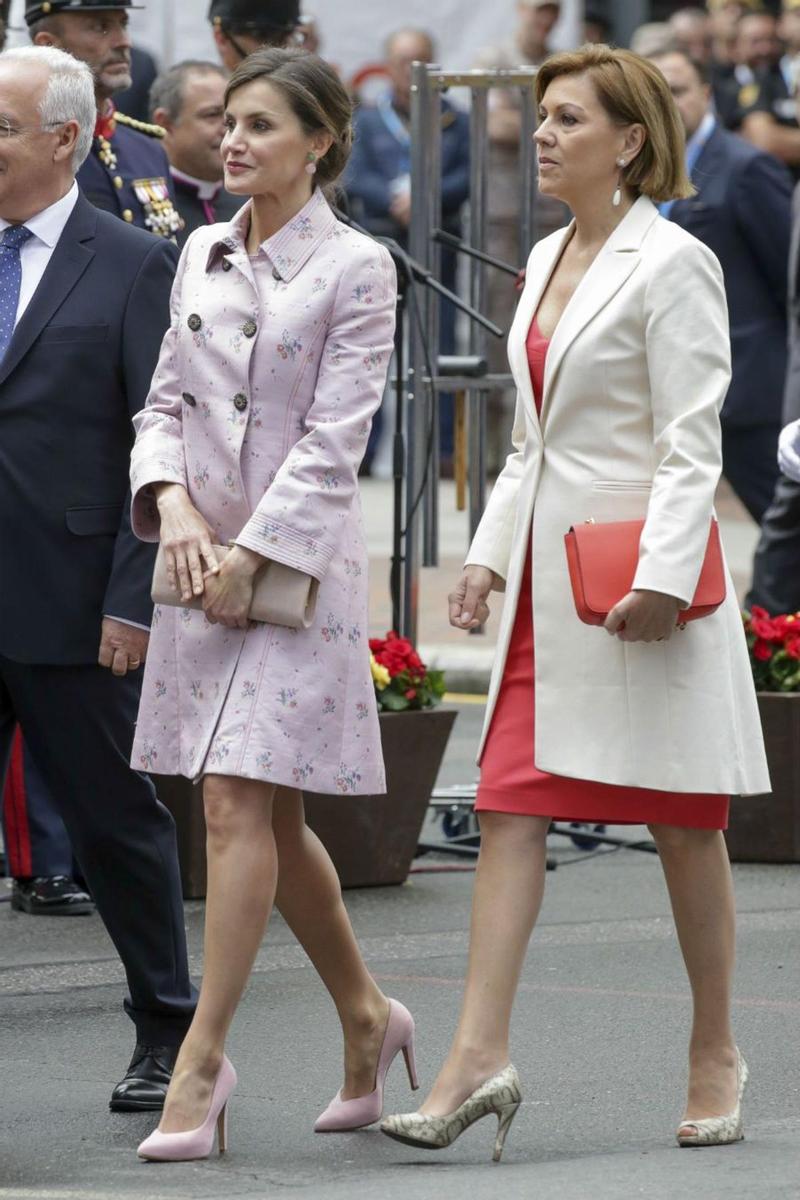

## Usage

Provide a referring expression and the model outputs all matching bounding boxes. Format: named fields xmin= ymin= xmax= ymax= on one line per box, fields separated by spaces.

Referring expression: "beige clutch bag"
xmin=151 ymin=543 xmax=318 ymax=629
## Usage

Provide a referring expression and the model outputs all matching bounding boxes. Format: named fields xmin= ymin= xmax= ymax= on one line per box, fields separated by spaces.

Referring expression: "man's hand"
xmin=389 ymin=192 xmax=411 ymax=228
xmin=99 ymin=618 xmax=149 ymax=676
xmin=778 ymin=418 xmax=800 ymax=482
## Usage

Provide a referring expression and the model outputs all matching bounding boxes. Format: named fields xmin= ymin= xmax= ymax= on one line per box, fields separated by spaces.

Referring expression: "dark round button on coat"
xmin=187 ymin=314 xmax=202 ymax=332
xmin=222 ymin=258 xmax=232 ymax=271
xmin=272 ymin=267 xmax=282 ymax=281
xmin=233 ymin=393 xmax=248 ymax=412
xmin=242 ymin=320 xmax=257 ymax=338
xmin=182 ymin=392 xmax=196 ymax=407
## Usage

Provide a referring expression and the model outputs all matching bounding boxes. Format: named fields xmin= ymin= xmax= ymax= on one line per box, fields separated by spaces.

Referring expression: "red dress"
xmin=474 ymin=317 xmax=730 ymax=830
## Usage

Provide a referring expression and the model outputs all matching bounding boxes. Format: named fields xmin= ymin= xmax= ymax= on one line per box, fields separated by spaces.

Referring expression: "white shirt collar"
xmin=170 ymin=166 xmax=221 ymax=202
xmin=0 ymin=182 xmax=79 ymax=248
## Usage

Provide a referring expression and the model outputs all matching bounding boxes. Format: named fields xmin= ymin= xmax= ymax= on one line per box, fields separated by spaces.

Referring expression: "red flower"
xmin=786 ymin=636 xmax=800 ymax=660
xmin=750 ymin=606 xmax=770 ymax=621
xmin=753 ymin=639 xmax=773 ymax=661
xmin=752 ymin=616 xmax=779 ymax=641
xmin=405 ymin=688 xmax=417 ymax=700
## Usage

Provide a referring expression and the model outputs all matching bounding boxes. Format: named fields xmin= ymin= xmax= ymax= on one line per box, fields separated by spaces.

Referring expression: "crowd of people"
xmin=0 ymin=0 xmax=794 ymax=1172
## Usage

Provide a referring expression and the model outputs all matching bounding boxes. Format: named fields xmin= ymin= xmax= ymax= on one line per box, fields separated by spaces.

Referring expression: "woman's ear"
xmin=311 ymin=131 xmax=334 ymax=160
xmin=623 ymin=122 xmax=647 ymax=164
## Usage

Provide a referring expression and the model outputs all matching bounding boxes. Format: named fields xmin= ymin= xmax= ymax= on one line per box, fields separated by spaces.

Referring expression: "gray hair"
xmin=149 ymin=59 xmax=226 ymax=124
xmin=0 ymin=45 xmax=95 ymax=170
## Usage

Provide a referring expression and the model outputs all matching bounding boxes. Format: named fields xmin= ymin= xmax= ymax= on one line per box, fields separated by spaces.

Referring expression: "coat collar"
xmin=205 ymin=187 xmax=337 ymax=281
xmin=509 ymin=194 xmax=660 ymax=433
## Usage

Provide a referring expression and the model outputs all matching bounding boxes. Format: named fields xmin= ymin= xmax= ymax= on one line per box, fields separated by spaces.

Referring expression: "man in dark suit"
xmin=149 ymin=60 xmax=242 ymax=249
xmin=751 ymin=180 xmax=800 ymax=613
xmin=27 ymin=0 xmax=182 ymax=238
xmin=0 ymin=44 xmax=195 ymax=1109
xmin=652 ymin=48 xmax=792 ymax=527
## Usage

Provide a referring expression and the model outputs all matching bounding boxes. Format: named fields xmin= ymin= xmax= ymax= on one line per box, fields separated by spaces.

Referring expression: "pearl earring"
xmin=612 ymin=158 xmax=626 ymax=208
xmin=305 ymin=152 xmax=318 ymax=176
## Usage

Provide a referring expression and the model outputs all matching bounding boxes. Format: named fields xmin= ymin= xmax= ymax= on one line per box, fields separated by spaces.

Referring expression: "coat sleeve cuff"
xmin=234 ymin=517 xmax=335 ymax=582
xmin=632 ymin=563 xmax=694 ymax=610
xmin=130 ymin=457 xmax=187 ymax=542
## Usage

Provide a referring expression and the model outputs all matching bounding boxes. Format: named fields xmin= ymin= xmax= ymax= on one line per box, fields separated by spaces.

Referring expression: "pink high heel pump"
xmin=137 ymin=1055 xmax=237 ymax=1162
xmin=314 ymin=999 xmax=419 ymax=1132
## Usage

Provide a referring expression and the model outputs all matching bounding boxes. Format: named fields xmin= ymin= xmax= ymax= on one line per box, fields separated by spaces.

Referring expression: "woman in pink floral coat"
xmin=129 ymin=50 xmax=417 ymax=1159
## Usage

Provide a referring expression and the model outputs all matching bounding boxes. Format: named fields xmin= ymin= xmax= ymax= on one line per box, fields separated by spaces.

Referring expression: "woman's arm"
xmin=632 ymin=238 xmax=731 ymax=608
xmin=233 ymin=240 xmax=397 ymax=578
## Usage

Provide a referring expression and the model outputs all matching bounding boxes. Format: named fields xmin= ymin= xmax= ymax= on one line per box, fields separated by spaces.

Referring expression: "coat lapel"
xmin=538 ymin=196 xmax=659 ymax=426
xmin=0 ymin=194 xmax=98 ymax=387
xmin=507 ymin=222 xmax=576 ymax=440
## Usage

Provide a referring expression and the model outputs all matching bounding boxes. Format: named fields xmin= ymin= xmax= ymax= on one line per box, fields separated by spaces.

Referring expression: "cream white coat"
xmin=467 ymin=196 xmax=770 ymax=797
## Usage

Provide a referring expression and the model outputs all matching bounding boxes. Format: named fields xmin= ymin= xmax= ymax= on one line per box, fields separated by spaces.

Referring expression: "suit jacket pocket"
xmin=65 ymin=504 xmax=123 ymax=536
xmin=38 ymin=324 xmax=109 ymax=345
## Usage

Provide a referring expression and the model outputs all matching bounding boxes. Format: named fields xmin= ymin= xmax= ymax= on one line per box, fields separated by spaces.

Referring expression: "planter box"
xmin=303 ymin=708 xmax=457 ymax=888
xmin=154 ymin=706 xmax=456 ymax=898
xmin=725 ymin=693 xmax=800 ymax=863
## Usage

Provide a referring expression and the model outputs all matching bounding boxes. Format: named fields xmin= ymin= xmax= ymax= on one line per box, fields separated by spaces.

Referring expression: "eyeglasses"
xmin=0 ymin=121 xmax=66 ymax=140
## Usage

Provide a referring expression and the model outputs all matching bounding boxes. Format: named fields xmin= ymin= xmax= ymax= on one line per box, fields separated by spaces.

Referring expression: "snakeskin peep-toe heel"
xmin=380 ymin=1063 xmax=522 ymax=1163
xmin=676 ymin=1048 xmax=749 ymax=1147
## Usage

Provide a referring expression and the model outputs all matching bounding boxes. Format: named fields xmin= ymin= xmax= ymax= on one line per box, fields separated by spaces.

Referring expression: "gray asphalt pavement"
xmin=1 ymin=702 xmax=799 ymax=1200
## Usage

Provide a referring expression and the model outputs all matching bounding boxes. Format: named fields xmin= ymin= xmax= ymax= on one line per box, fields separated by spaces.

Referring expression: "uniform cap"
xmin=25 ymin=0 xmax=143 ymax=26
xmin=207 ymin=0 xmax=300 ymax=34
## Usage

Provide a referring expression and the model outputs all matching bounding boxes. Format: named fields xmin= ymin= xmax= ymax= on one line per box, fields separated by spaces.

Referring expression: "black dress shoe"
xmin=11 ymin=875 xmax=95 ymax=916
xmin=110 ymin=1043 xmax=179 ymax=1112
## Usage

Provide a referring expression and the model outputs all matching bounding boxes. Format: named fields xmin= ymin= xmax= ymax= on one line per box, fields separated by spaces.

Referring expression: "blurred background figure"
xmin=474 ymin=0 xmax=567 ymax=470
xmin=582 ymin=7 xmax=612 ymax=44
xmin=737 ymin=1 xmax=800 ymax=179
xmin=150 ymin=59 xmax=242 ymax=246
xmin=345 ymin=27 xmax=469 ymax=476
xmin=630 ymin=22 xmax=676 ymax=58
xmin=670 ymin=6 xmax=714 ymax=63
xmin=298 ymin=12 xmax=321 ymax=54
xmin=208 ymin=0 xmax=300 ymax=69
xmin=652 ymin=48 xmax=791 ymax=537
xmin=715 ymin=8 xmax=781 ymax=130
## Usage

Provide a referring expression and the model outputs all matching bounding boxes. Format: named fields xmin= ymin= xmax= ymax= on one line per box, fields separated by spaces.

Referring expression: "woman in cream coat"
xmin=382 ymin=45 xmax=769 ymax=1161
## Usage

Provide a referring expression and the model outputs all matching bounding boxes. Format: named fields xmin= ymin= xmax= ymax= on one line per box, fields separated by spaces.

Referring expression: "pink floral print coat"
xmin=129 ymin=190 xmax=396 ymax=794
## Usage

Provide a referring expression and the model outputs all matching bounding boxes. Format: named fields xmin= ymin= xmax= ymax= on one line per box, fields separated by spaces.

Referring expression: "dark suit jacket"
xmin=172 ymin=176 xmax=243 ymax=249
xmin=344 ymin=98 xmax=469 ymax=236
xmin=0 ymin=192 xmax=178 ymax=665
xmin=783 ymin=183 xmax=800 ymax=423
xmin=668 ymin=124 xmax=792 ymax=428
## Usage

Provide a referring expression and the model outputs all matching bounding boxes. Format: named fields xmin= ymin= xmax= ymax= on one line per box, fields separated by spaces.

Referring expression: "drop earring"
xmin=306 ymin=152 xmax=318 ymax=176
xmin=612 ymin=158 xmax=625 ymax=207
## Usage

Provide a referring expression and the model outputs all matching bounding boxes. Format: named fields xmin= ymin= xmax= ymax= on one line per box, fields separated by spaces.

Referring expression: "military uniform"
xmin=79 ymin=108 xmax=183 ymax=238
xmin=25 ymin=0 xmax=182 ymax=237
xmin=208 ymin=0 xmax=300 ymax=48
xmin=738 ymin=61 xmax=800 ymax=181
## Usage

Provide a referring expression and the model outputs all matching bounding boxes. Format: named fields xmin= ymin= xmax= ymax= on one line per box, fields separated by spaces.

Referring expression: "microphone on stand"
xmin=432 ymin=228 xmax=520 ymax=276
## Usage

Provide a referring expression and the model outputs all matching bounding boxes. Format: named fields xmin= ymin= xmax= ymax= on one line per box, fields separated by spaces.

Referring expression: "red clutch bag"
xmin=564 ymin=518 xmax=726 ymax=626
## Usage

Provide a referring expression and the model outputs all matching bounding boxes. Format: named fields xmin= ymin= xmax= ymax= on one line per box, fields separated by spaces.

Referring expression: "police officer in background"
xmin=739 ymin=0 xmax=800 ymax=180
xmin=208 ymin=0 xmax=301 ymax=71
xmin=26 ymin=0 xmax=182 ymax=238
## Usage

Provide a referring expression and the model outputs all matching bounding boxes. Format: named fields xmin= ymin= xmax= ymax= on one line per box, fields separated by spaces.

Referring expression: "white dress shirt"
xmin=0 ymin=182 xmax=79 ymax=326
xmin=0 ymin=182 xmax=149 ymax=635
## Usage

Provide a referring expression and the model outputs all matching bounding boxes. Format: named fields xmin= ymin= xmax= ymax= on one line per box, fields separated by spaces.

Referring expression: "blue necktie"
xmin=0 ymin=224 xmax=34 ymax=364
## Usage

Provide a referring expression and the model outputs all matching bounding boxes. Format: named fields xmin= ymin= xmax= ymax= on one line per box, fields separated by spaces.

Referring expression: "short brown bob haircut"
xmin=225 ymin=48 xmax=353 ymax=190
xmin=535 ymin=44 xmax=694 ymax=203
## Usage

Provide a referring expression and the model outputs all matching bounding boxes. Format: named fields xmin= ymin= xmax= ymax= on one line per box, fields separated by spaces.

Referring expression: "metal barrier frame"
xmin=401 ymin=65 xmax=541 ymax=640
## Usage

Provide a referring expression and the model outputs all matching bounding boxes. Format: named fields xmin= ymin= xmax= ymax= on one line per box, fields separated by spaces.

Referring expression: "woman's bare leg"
xmin=648 ymin=823 xmax=739 ymax=1129
xmin=159 ymin=775 xmax=277 ymax=1132
xmin=419 ymin=811 xmax=551 ymax=1116
xmin=271 ymin=788 xmax=389 ymax=1099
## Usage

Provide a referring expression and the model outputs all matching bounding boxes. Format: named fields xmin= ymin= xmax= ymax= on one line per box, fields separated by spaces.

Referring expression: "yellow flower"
xmin=370 ymin=653 xmax=391 ymax=691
